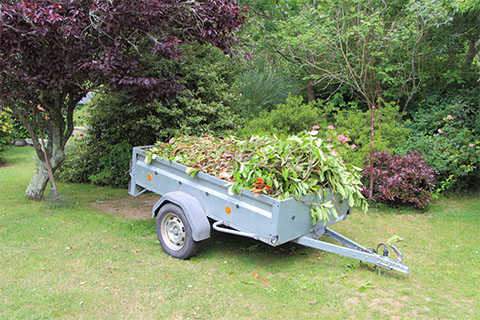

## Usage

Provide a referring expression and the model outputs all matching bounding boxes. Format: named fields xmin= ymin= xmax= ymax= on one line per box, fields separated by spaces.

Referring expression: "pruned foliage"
xmin=146 ymin=134 xmax=368 ymax=223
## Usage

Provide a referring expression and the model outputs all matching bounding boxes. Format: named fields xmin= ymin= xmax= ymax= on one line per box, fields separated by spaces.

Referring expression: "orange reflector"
xmin=147 ymin=174 xmax=152 ymax=181
xmin=225 ymin=206 xmax=231 ymax=214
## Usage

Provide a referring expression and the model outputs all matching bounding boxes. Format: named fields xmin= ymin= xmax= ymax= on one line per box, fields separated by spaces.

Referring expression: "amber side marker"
xmin=147 ymin=174 xmax=152 ymax=181
xmin=225 ymin=206 xmax=232 ymax=214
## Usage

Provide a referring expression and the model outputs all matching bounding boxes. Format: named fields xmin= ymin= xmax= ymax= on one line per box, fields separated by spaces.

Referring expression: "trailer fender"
xmin=152 ymin=191 xmax=210 ymax=242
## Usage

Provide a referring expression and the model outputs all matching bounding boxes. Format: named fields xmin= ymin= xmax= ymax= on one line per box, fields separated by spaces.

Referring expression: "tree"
xmin=239 ymin=0 xmax=315 ymax=101
xmin=265 ymin=0 xmax=449 ymax=197
xmin=422 ymin=4 xmax=480 ymax=87
xmin=0 ymin=0 xmax=246 ymax=200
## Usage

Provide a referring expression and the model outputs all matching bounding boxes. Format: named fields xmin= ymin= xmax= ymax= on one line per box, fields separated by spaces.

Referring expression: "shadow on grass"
xmin=198 ymin=228 xmax=339 ymax=266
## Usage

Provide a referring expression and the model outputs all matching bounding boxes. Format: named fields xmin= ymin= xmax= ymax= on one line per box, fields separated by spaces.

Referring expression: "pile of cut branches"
xmin=145 ymin=134 xmax=368 ymax=223
xmin=145 ymin=135 xmax=239 ymax=180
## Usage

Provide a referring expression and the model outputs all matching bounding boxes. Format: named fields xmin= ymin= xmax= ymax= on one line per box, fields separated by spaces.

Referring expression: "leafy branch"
xmin=145 ymin=133 xmax=368 ymax=223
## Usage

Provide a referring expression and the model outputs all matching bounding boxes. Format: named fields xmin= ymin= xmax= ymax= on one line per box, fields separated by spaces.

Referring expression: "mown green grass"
xmin=1 ymin=146 xmax=479 ymax=319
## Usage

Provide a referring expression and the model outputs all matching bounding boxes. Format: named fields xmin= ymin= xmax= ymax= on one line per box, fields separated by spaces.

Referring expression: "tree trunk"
xmin=23 ymin=115 xmax=67 ymax=201
xmin=11 ymin=90 xmax=80 ymax=201
xmin=464 ymin=28 xmax=480 ymax=71
xmin=306 ymin=78 xmax=315 ymax=102
xmin=464 ymin=39 xmax=480 ymax=71
xmin=25 ymin=148 xmax=65 ymax=201
xmin=368 ymin=103 xmax=375 ymax=200
xmin=25 ymin=160 xmax=50 ymax=201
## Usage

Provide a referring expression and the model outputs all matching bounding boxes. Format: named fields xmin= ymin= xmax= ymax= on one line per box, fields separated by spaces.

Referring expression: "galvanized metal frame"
xmin=293 ymin=228 xmax=410 ymax=273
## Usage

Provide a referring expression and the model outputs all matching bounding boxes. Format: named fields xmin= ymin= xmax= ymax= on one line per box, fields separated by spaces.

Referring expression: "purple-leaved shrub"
xmin=363 ymin=151 xmax=436 ymax=209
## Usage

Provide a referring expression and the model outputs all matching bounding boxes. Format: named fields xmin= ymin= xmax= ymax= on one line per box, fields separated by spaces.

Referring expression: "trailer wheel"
xmin=156 ymin=203 xmax=200 ymax=259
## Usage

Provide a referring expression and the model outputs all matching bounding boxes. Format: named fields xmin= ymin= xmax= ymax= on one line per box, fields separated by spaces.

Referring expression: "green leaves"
xmin=145 ymin=152 xmax=153 ymax=164
xmin=358 ymin=279 xmax=374 ymax=291
xmin=186 ymin=167 xmax=200 ymax=178
xmin=310 ymin=201 xmax=338 ymax=225
xmin=146 ymin=133 xmax=368 ymax=223
xmin=387 ymin=235 xmax=403 ymax=245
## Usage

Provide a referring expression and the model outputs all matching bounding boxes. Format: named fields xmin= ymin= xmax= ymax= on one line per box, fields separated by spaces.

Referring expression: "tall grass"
xmin=236 ymin=69 xmax=299 ymax=118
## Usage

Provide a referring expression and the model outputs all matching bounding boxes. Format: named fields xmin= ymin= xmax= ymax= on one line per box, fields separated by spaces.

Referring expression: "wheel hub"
xmin=161 ymin=212 xmax=185 ymax=251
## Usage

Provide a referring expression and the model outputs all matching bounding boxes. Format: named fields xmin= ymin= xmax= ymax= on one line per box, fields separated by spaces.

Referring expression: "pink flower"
xmin=351 ymin=144 xmax=356 ymax=149
xmin=312 ymin=125 xmax=319 ymax=131
xmin=340 ymin=159 xmax=344 ymax=163
xmin=330 ymin=149 xmax=339 ymax=156
xmin=446 ymin=115 xmax=453 ymax=120
xmin=438 ymin=129 xmax=444 ymax=134
xmin=327 ymin=125 xmax=335 ymax=130
xmin=327 ymin=137 xmax=332 ymax=142
xmin=338 ymin=134 xmax=348 ymax=143
xmin=469 ymin=143 xmax=474 ymax=147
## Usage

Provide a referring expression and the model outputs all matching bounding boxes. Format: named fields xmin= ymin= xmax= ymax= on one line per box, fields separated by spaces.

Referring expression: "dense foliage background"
xmin=2 ymin=0 xmax=479 ymax=208
xmin=57 ymin=45 xmax=242 ymax=187
xmin=0 ymin=0 xmax=247 ymax=199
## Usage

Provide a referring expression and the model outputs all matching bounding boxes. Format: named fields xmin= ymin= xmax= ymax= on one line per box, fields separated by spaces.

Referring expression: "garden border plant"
xmin=362 ymin=150 xmax=437 ymax=209
xmin=0 ymin=109 xmax=14 ymax=162
xmin=397 ymin=97 xmax=480 ymax=192
xmin=238 ymin=95 xmax=409 ymax=168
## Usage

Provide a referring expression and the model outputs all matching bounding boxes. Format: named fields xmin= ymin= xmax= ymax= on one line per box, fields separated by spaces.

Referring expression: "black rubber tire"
xmin=156 ymin=203 xmax=200 ymax=259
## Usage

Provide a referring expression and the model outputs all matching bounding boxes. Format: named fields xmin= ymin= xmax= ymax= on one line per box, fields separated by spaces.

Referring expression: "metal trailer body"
xmin=129 ymin=146 xmax=410 ymax=274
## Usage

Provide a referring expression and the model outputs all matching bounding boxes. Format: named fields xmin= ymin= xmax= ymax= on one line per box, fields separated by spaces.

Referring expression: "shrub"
xmin=145 ymin=96 xmax=240 ymax=142
xmin=57 ymin=91 xmax=240 ymax=187
xmin=0 ymin=110 xmax=14 ymax=162
xmin=73 ymin=103 xmax=92 ymax=127
xmin=88 ymin=141 xmax=133 ymax=187
xmin=238 ymin=95 xmax=409 ymax=168
xmin=237 ymin=95 xmax=324 ymax=138
xmin=0 ymin=107 xmax=30 ymax=144
xmin=55 ymin=135 xmax=95 ymax=184
xmin=0 ymin=145 xmax=6 ymax=163
xmin=362 ymin=151 xmax=436 ymax=209
xmin=234 ymin=69 xmax=299 ymax=118
xmin=397 ymin=95 xmax=480 ymax=192
xmin=57 ymin=45 xmax=242 ymax=188
xmin=311 ymin=124 xmax=359 ymax=165
xmin=10 ymin=116 xmax=29 ymax=140
xmin=328 ymin=100 xmax=409 ymax=167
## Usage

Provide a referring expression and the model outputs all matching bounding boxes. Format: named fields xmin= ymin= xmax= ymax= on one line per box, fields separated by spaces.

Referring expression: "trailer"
xmin=129 ymin=146 xmax=410 ymax=274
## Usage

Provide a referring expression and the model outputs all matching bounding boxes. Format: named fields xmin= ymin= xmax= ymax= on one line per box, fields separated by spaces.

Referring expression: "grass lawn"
xmin=1 ymin=146 xmax=479 ymax=319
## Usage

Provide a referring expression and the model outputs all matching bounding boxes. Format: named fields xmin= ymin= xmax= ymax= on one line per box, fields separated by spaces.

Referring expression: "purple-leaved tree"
xmin=0 ymin=0 xmax=246 ymax=200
